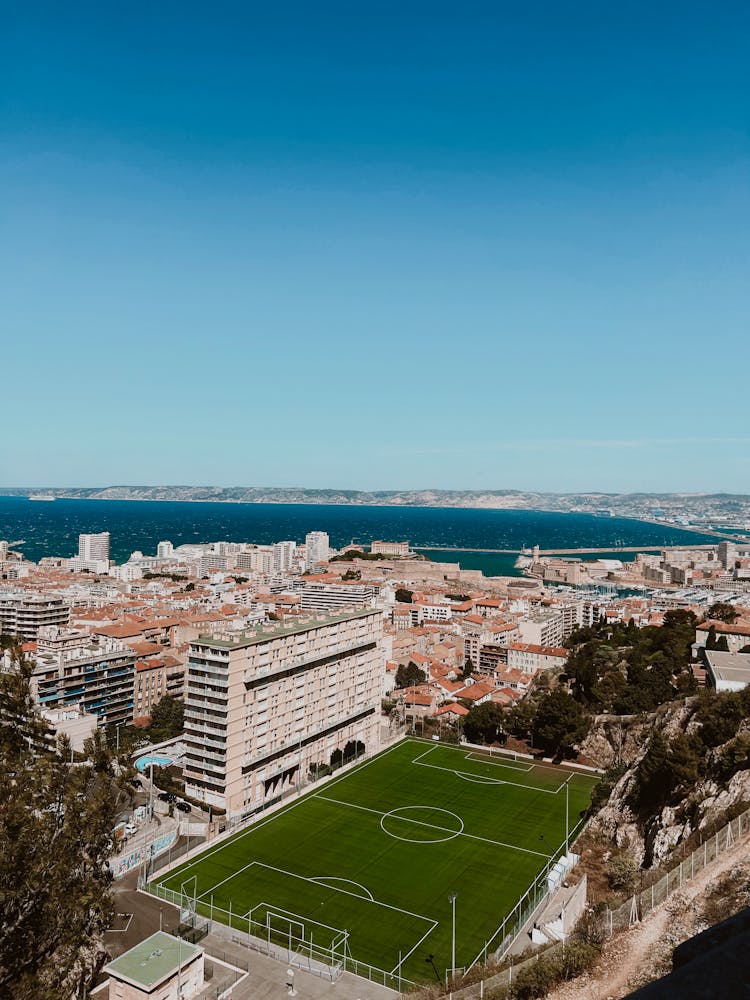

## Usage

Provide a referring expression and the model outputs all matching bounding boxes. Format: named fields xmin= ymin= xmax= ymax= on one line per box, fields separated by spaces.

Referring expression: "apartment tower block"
xmin=183 ymin=608 xmax=383 ymax=817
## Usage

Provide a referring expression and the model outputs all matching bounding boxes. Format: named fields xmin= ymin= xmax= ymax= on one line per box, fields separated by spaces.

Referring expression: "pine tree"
xmin=0 ymin=646 xmax=123 ymax=999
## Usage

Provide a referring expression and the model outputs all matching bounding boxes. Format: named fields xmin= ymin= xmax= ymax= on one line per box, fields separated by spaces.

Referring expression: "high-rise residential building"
xmin=272 ymin=540 xmax=297 ymax=573
xmin=157 ymin=540 xmax=174 ymax=559
xmin=518 ymin=611 xmax=565 ymax=648
xmin=305 ymin=531 xmax=330 ymax=569
xmin=0 ymin=592 xmax=71 ymax=639
xmin=183 ymin=608 xmax=383 ymax=817
xmin=31 ymin=630 xmax=135 ymax=725
xmin=236 ymin=547 xmax=273 ymax=574
xmin=69 ymin=532 xmax=111 ymax=573
xmin=78 ymin=532 xmax=111 ymax=563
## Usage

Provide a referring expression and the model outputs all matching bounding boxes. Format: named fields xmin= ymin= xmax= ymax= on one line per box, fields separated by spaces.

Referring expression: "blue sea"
xmin=0 ymin=496 xmax=720 ymax=577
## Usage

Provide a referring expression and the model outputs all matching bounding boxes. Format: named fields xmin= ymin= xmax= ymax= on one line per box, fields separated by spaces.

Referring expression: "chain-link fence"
xmin=603 ymin=804 xmax=750 ymax=935
xmin=421 ymin=805 xmax=750 ymax=1000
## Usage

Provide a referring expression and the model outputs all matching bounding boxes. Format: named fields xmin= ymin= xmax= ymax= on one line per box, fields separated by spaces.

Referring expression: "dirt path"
xmin=548 ymin=834 xmax=750 ymax=1000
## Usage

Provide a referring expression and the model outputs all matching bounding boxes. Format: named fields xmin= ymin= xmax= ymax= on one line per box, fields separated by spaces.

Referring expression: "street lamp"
xmin=286 ymin=967 xmax=297 ymax=997
xmin=449 ymin=892 xmax=457 ymax=982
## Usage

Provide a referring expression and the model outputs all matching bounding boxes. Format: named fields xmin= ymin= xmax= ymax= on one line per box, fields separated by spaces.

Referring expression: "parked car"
xmin=175 ymin=801 xmax=192 ymax=813
xmin=125 ymin=823 xmax=137 ymax=835
xmin=128 ymin=777 xmax=143 ymax=789
xmin=158 ymin=792 xmax=177 ymax=803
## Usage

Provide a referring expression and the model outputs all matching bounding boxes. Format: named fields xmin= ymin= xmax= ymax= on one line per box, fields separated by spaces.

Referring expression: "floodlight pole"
xmin=565 ymin=779 xmax=570 ymax=855
xmin=449 ymin=892 xmax=457 ymax=981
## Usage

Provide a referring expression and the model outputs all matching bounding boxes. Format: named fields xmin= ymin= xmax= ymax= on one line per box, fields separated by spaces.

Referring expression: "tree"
xmin=148 ymin=695 xmax=184 ymax=741
xmin=715 ymin=635 xmax=730 ymax=652
xmin=607 ymin=851 xmax=638 ymax=893
xmin=705 ymin=625 xmax=718 ymax=650
xmin=342 ymin=739 xmax=365 ymax=762
xmin=504 ymin=698 xmax=537 ymax=740
xmin=707 ymin=602 xmax=740 ymax=624
xmin=0 ymin=651 xmax=123 ymax=999
xmin=632 ymin=729 xmax=702 ymax=816
xmin=462 ymin=657 xmax=474 ymax=679
xmin=395 ymin=662 xmax=426 ymax=689
xmin=463 ymin=702 xmax=506 ymax=745
xmin=395 ymin=587 xmax=413 ymax=604
xmin=533 ymin=690 xmax=590 ymax=757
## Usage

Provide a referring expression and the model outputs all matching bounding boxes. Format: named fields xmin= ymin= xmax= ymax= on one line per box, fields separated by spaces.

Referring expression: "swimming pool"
xmin=134 ymin=753 xmax=174 ymax=772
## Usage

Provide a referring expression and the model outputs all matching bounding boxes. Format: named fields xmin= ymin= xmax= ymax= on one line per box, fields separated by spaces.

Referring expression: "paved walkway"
xmin=203 ymin=934 xmax=398 ymax=999
xmin=104 ymin=875 xmax=397 ymax=999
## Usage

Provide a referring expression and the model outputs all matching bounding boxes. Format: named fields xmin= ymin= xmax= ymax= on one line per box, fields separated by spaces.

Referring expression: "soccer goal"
xmin=250 ymin=904 xmax=349 ymax=976
xmin=179 ymin=875 xmax=198 ymax=924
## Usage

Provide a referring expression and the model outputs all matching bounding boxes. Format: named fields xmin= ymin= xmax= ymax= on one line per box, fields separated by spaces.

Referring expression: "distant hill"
xmin=1 ymin=485 xmax=748 ymax=511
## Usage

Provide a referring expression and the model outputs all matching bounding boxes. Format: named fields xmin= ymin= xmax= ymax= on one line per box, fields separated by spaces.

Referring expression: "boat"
xmin=28 ymin=494 xmax=56 ymax=501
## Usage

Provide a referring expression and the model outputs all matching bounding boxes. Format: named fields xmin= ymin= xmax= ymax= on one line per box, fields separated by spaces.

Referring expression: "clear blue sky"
xmin=2 ymin=2 xmax=748 ymax=492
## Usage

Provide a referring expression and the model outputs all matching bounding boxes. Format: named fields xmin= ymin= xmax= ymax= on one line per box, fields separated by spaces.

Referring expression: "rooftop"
xmin=193 ymin=606 xmax=379 ymax=649
xmin=704 ymin=650 xmax=750 ymax=686
xmin=104 ymin=931 xmax=201 ymax=989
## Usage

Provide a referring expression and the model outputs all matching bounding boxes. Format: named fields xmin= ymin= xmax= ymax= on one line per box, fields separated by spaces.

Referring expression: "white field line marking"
xmin=155 ymin=738 xmax=417 ymax=890
xmin=381 ymin=806 xmax=464 ymax=844
xmin=390 ymin=917 xmax=440 ymax=976
xmin=413 ymin=756 xmax=566 ymax=795
xmin=454 ymin=772 xmax=507 ymax=786
xmin=252 ymin=900 xmax=344 ymax=936
xmin=414 ymin=745 xmax=533 ymax=774
xmin=311 ymin=876 xmax=375 ymax=901
xmin=318 ymin=795 xmax=549 ymax=859
xmin=466 ymin=752 xmax=534 ymax=772
xmin=198 ymin=858 xmax=436 ymax=931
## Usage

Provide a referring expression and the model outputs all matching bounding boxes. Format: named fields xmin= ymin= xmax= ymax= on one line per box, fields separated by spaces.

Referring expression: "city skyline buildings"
xmin=3 ymin=4 xmax=749 ymax=493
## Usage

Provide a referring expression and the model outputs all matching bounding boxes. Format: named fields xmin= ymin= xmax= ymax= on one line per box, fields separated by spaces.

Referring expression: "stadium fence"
xmin=143 ymin=880 xmax=413 ymax=992
xmin=423 ymin=803 xmax=750 ymax=999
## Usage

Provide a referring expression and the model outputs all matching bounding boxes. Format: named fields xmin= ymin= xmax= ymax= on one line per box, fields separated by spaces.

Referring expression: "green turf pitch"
xmin=154 ymin=739 xmax=597 ymax=983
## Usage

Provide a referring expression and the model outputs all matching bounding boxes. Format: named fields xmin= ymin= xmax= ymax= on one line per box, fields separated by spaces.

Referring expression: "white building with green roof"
xmin=104 ymin=931 xmax=204 ymax=999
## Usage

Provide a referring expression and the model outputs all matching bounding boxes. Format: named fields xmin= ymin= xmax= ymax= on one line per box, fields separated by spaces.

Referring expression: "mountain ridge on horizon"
xmin=1 ymin=485 xmax=748 ymax=507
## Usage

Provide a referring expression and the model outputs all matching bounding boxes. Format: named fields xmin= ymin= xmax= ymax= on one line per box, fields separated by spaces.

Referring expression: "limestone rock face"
xmin=584 ymin=700 xmax=750 ymax=870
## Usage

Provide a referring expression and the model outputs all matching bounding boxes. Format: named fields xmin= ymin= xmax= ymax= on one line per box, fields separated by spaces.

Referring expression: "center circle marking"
xmin=380 ymin=805 xmax=464 ymax=844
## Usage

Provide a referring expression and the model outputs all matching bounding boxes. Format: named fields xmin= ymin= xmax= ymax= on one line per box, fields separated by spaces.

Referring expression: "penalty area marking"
xmin=466 ymin=751 xmax=534 ymax=772
xmin=310 ymin=876 xmax=375 ymax=901
xmin=412 ymin=746 xmax=566 ymax=794
xmin=454 ymin=771 xmax=507 ymax=786
xmin=198 ymin=858 xmax=437 ymax=929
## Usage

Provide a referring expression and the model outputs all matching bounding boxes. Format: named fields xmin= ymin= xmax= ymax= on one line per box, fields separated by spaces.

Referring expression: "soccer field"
xmin=152 ymin=739 xmax=597 ymax=986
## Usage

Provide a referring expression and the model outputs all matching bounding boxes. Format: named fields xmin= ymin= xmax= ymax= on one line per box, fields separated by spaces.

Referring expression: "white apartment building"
xmin=32 ymin=633 xmax=135 ymax=725
xmin=506 ymin=642 xmax=569 ymax=673
xmin=518 ymin=611 xmax=565 ymax=648
xmin=69 ymin=532 xmax=111 ymax=573
xmin=272 ymin=541 xmax=297 ymax=572
xmin=183 ymin=608 xmax=383 ymax=817
xmin=0 ymin=591 xmax=71 ymax=639
xmin=305 ymin=531 xmax=330 ymax=569
xmin=297 ymin=581 xmax=377 ymax=612
xmin=236 ymin=547 xmax=273 ymax=574
xmin=79 ymin=532 xmax=111 ymax=563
